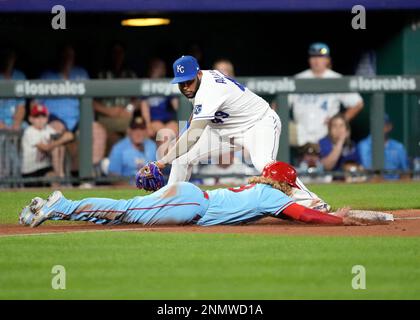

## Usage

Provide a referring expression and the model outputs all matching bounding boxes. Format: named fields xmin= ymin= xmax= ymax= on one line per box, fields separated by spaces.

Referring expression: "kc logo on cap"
xmin=176 ymin=65 xmax=184 ymax=73
xmin=171 ymin=55 xmax=201 ymax=84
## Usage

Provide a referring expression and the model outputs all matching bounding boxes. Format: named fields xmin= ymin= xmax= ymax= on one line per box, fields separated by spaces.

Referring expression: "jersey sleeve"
xmin=338 ymin=92 xmax=363 ymax=108
xmin=191 ymin=84 xmax=229 ymax=121
xmin=258 ymin=185 xmax=294 ymax=216
xmin=319 ymin=137 xmax=332 ymax=158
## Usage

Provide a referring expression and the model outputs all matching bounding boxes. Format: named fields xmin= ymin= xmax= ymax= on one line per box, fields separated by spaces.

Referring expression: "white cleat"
xmin=18 ymin=206 xmax=36 ymax=226
xmin=29 ymin=197 xmax=47 ymax=214
xmin=18 ymin=196 xmax=46 ymax=226
xmin=30 ymin=191 xmax=63 ymax=228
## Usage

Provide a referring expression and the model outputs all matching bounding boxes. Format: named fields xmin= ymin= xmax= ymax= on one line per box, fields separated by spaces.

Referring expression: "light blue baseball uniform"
xmin=45 ymin=182 xmax=294 ymax=226
xmin=197 ymin=183 xmax=294 ymax=226
xmin=49 ymin=182 xmax=208 ymax=225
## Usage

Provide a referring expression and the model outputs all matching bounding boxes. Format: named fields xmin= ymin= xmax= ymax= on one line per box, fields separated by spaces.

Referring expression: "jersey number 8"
xmin=211 ymin=111 xmax=230 ymax=124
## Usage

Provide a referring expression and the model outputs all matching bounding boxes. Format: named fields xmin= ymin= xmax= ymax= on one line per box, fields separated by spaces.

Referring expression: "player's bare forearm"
xmin=344 ymin=101 xmax=364 ymax=121
xmin=54 ymin=131 xmax=74 ymax=146
xmin=157 ymin=119 xmax=208 ymax=168
xmin=38 ymin=132 xmax=74 ymax=151
xmin=93 ymin=100 xmax=117 ymax=117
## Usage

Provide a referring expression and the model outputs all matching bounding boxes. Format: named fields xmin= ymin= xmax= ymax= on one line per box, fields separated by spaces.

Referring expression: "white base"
xmin=347 ymin=210 xmax=394 ymax=222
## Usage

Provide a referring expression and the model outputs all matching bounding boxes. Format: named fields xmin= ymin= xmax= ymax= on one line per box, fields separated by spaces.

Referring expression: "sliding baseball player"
xmin=19 ymin=162 xmax=391 ymax=228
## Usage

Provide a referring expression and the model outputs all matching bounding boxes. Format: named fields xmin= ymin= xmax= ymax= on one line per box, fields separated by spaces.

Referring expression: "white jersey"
xmin=21 ymin=125 xmax=56 ymax=174
xmin=191 ymin=70 xmax=270 ymax=137
xmin=288 ymin=69 xmax=363 ymax=146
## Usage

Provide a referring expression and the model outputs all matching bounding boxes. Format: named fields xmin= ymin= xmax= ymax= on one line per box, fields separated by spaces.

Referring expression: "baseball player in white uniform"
xmin=288 ymin=42 xmax=364 ymax=147
xmin=153 ymin=55 xmax=282 ymax=185
xmin=137 ymin=55 xmax=333 ymax=211
xmin=142 ymin=55 xmax=334 ymax=211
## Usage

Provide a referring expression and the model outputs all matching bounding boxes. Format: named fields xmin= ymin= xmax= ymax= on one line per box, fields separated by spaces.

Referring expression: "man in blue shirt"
xmin=39 ymin=45 xmax=107 ymax=176
xmin=108 ymin=110 xmax=157 ymax=179
xmin=358 ymin=115 xmax=409 ymax=179
xmin=40 ymin=45 xmax=89 ymax=132
xmin=0 ymin=48 xmax=26 ymax=130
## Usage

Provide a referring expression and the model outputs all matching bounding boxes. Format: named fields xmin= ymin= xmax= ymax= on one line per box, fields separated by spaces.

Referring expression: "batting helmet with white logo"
xmin=262 ymin=161 xmax=299 ymax=188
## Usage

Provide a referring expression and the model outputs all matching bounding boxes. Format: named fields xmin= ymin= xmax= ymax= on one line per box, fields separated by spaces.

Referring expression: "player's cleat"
xmin=30 ymin=191 xmax=63 ymax=228
xmin=18 ymin=206 xmax=36 ymax=226
xmin=29 ymin=197 xmax=47 ymax=214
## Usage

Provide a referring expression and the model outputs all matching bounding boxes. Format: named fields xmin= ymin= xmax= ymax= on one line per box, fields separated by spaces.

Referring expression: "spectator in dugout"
xmin=39 ymin=44 xmax=106 ymax=177
xmin=107 ymin=110 xmax=157 ymax=180
xmin=213 ymin=58 xmax=235 ymax=77
xmin=358 ymin=114 xmax=409 ymax=180
xmin=297 ymin=143 xmax=324 ymax=172
xmin=288 ymin=42 xmax=364 ymax=147
xmin=93 ymin=42 xmax=151 ymax=152
xmin=319 ymin=114 xmax=361 ymax=171
xmin=0 ymin=47 xmax=26 ymax=131
xmin=140 ymin=58 xmax=179 ymax=157
xmin=21 ymin=104 xmax=73 ymax=186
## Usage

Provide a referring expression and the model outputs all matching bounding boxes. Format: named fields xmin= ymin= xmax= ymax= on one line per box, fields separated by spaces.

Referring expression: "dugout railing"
xmin=0 ymin=75 xmax=418 ymax=186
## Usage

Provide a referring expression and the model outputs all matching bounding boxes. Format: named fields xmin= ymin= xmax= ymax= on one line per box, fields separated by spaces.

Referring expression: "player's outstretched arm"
xmin=282 ymin=204 xmax=374 ymax=226
xmin=156 ymin=119 xmax=208 ymax=169
xmin=282 ymin=203 xmax=344 ymax=225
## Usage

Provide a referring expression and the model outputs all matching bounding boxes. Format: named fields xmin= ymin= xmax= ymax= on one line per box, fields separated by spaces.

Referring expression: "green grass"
xmin=0 ymin=182 xmax=420 ymax=299
xmin=1 ymin=232 xmax=419 ymax=299
xmin=310 ymin=181 xmax=420 ymax=211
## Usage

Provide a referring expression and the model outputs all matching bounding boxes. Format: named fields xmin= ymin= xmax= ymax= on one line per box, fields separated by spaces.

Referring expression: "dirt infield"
xmin=1 ymin=210 xmax=420 ymax=237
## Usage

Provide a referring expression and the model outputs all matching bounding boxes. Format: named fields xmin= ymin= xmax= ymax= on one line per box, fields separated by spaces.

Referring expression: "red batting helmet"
xmin=262 ymin=161 xmax=299 ymax=188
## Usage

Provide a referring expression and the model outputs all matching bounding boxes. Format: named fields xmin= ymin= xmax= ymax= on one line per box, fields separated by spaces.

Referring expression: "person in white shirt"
xmin=288 ymin=42 xmax=364 ymax=147
xmin=21 ymin=104 xmax=73 ymax=183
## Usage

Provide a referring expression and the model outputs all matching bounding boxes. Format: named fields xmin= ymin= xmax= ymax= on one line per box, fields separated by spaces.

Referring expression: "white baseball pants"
xmin=167 ymin=108 xmax=282 ymax=184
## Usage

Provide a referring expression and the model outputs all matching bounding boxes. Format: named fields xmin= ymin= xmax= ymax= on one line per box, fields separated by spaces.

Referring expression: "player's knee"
xmin=171 ymin=155 xmax=191 ymax=167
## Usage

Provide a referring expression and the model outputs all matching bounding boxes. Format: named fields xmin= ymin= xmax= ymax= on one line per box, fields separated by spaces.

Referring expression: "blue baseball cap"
xmin=171 ymin=55 xmax=200 ymax=84
xmin=308 ymin=42 xmax=330 ymax=57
